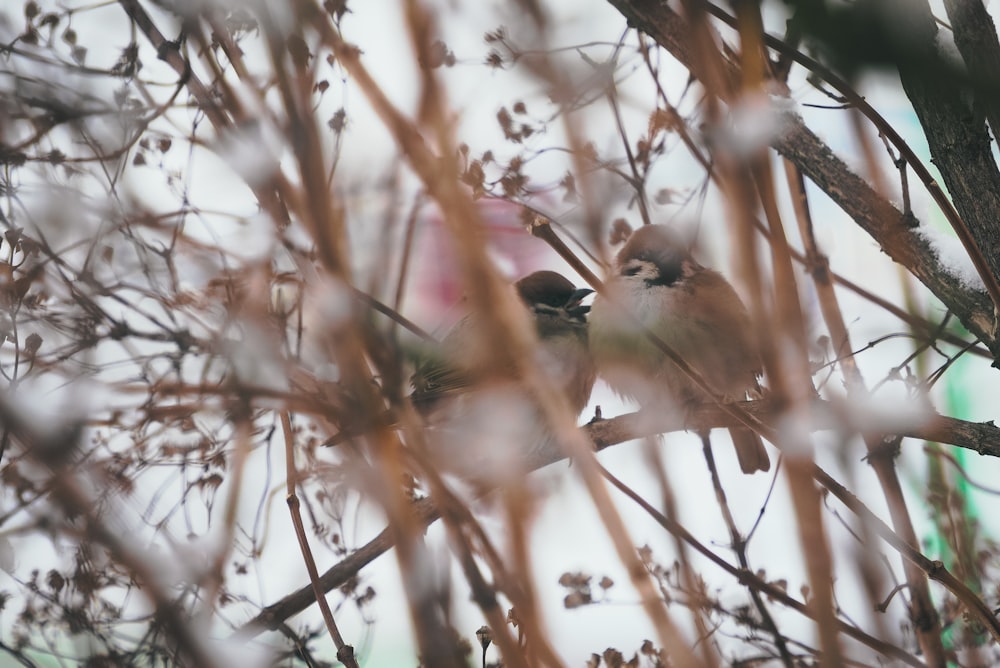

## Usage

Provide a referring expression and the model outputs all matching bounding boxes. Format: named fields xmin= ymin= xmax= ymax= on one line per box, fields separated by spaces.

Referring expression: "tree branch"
xmin=588 ymin=398 xmax=1000 ymax=458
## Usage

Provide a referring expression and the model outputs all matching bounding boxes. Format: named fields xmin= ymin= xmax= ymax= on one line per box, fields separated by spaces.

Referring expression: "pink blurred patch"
xmin=406 ymin=198 xmax=561 ymax=327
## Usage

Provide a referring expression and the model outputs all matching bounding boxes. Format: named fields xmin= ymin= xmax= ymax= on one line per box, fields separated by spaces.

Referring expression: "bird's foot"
xmin=585 ymin=405 xmax=605 ymax=426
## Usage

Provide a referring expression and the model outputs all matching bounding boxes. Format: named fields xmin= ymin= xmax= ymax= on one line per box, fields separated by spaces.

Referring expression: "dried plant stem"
xmin=749 ymin=161 xmax=844 ymax=667
xmin=606 ymin=85 xmax=652 ymax=227
xmin=234 ymin=498 xmax=439 ymax=639
xmin=499 ymin=489 xmax=551 ymax=667
xmin=201 ymin=408 xmax=252 ymax=624
xmin=427 ymin=491 xmax=540 ymax=668
xmin=403 ymin=429 xmax=554 ymax=668
xmin=281 ymin=412 xmax=359 ymax=668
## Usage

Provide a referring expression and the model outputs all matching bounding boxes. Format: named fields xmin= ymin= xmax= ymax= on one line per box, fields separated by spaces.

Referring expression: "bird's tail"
xmin=729 ymin=426 xmax=770 ymax=474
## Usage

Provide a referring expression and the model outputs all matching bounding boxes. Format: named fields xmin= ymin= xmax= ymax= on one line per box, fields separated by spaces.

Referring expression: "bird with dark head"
xmin=411 ymin=270 xmax=596 ymax=485
xmin=588 ymin=224 xmax=770 ymax=474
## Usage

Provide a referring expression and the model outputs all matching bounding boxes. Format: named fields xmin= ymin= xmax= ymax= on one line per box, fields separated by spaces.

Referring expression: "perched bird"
xmin=411 ymin=271 xmax=596 ymax=484
xmin=588 ymin=225 xmax=770 ymax=474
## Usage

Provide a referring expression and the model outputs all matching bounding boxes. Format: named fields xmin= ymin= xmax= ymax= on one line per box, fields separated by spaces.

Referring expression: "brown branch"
xmin=588 ymin=399 xmax=1000 ymax=459
xmin=700 ymin=434 xmax=794 ymax=667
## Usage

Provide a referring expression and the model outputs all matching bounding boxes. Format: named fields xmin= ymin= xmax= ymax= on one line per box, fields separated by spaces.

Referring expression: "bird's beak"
xmin=566 ymin=287 xmax=594 ymax=316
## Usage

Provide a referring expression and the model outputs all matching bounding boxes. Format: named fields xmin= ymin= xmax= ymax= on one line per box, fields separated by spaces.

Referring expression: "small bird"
xmin=411 ymin=271 xmax=596 ymax=484
xmin=588 ymin=225 xmax=770 ymax=474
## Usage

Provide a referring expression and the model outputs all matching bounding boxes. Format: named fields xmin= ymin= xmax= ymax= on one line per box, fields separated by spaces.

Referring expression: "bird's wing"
xmin=410 ymin=350 xmax=476 ymax=411
xmin=409 ymin=317 xmax=481 ymax=412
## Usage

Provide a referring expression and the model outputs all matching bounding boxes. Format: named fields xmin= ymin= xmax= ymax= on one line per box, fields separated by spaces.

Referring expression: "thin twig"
xmin=700 ymin=434 xmax=793 ymax=667
xmin=281 ymin=412 xmax=360 ymax=668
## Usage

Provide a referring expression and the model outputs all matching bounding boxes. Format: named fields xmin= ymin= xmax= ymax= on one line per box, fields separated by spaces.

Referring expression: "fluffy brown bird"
xmin=588 ymin=225 xmax=770 ymax=474
xmin=411 ymin=271 xmax=596 ymax=484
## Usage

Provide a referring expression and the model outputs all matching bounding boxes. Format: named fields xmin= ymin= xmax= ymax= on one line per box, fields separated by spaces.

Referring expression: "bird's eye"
xmin=623 ymin=266 xmax=641 ymax=277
